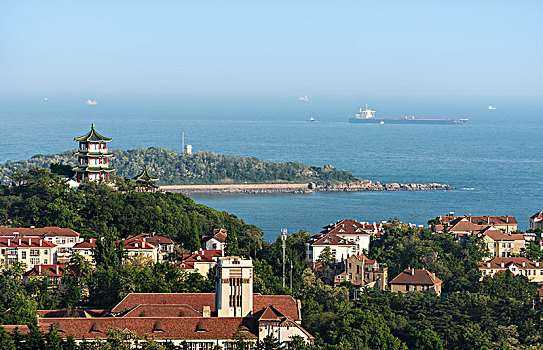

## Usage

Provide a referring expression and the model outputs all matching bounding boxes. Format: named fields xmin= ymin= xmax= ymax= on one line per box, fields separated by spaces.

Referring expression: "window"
xmin=21 ymin=251 xmax=26 ymax=259
xmin=30 ymin=257 xmax=40 ymax=265
xmin=8 ymin=249 xmax=17 ymax=256
xmin=356 ymin=265 xmax=360 ymax=274
xmin=44 ymin=259 xmax=48 ymax=264
xmin=30 ymin=249 xmax=39 ymax=256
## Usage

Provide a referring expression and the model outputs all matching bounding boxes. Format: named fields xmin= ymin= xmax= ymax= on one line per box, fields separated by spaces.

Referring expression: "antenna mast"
xmin=281 ymin=228 xmax=287 ymax=288
xmin=182 ymin=131 xmax=185 ymax=154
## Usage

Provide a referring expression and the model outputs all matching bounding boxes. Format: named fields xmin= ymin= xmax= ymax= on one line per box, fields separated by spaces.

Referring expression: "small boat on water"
xmin=86 ymin=99 xmax=97 ymax=105
xmin=349 ymin=105 xmax=468 ymax=125
xmin=309 ymin=116 xmax=317 ymax=122
xmin=488 ymin=105 xmax=496 ymax=110
xmin=297 ymin=95 xmax=309 ymax=102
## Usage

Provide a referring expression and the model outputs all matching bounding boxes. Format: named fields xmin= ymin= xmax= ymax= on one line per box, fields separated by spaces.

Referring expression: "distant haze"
xmin=1 ymin=0 xmax=542 ymax=98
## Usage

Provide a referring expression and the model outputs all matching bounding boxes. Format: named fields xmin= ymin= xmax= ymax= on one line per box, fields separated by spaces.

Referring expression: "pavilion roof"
xmin=133 ymin=167 xmax=159 ymax=181
xmin=74 ymin=124 xmax=112 ymax=142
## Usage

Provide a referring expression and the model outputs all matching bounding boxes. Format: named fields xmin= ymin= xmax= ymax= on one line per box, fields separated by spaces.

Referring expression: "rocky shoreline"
xmin=160 ymin=181 xmax=455 ymax=195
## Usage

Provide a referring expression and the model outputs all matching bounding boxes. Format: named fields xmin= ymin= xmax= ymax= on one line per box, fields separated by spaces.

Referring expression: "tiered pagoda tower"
xmin=73 ymin=124 xmax=115 ymax=182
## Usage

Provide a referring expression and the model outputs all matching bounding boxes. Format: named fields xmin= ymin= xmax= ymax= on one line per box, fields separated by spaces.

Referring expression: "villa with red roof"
xmin=0 ymin=236 xmax=57 ymax=269
xmin=202 ymin=228 xmax=228 ymax=251
xmin=480 ymin=227 xmax=526 ymax=260
xmin=178 ymin=249 xmax=223 ymax=276
xmin=434 ymin=213 xmax=518 ymax=233
xmin=126 ymin=233 xmax=176 ymax=263
xmin=306 ymin=219 xmax=380 ymax=264
xmin=31 ymin=256 xmax=313 ymax=347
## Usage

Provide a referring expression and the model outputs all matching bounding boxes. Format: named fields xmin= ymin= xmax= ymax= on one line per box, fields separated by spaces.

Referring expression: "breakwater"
xmin=160 ymin=181 xmax=455 ymax=195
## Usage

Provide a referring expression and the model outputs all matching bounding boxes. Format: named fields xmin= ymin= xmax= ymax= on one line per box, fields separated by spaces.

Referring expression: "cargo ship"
xmin=349 ymin=105 xmax=468 ymax=124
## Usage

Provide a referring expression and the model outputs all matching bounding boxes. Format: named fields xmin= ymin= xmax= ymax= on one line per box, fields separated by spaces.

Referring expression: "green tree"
xmin=256 ymin=335 xmax=285 ymax=350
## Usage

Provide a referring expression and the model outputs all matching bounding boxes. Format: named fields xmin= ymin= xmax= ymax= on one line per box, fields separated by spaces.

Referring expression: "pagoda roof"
xmin=72 ymin=166 xmax=115 ymax=173
xmin=133 ymin=167 xmax=158 ymax=182
xmin=74 ymin=151 xmax=113 ymax=157
xmin=74 ymin=124 xmax=112 ymax=142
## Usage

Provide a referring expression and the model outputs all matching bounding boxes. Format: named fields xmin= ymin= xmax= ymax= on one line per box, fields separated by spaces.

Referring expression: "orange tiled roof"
xmin=311 ymin=233 xmax=356 ymax=246
xmin=481 ymin=227 xmax=525 ymax=241
xmin=73 ymin=239 xmax=96 ymax=249
xmin=111 ymin=293 xmax=300 ymax=321
xmin=530 ymin=212 xmax=543 ymax=221
xmin=123 ymin=304 xmax=202 ymax=318
xmin=126 ymin=233 xmax=175 ymax=245
xmin=437 ymin=215 xmax=517 ymax=226
xmin=202 ymin=228 xmax=228 ymax=243
xmin=24 ymin=264 xmax=66 ymax=277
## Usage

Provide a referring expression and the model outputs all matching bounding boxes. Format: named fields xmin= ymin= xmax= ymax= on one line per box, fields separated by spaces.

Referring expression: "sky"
xmin=1 ymin=0 xmax=542 ymax=98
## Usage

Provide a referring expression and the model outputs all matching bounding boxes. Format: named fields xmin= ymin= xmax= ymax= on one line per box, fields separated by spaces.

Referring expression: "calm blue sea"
xmin=1 ymin=95 xmax=542 ymax=239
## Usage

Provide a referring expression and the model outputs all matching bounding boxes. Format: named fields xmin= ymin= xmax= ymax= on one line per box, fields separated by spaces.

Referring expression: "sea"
xmin=1 ymin=94 xmax=542 ymax=241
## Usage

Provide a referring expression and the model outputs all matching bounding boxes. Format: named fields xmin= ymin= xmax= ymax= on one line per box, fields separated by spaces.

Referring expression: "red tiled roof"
xmin=111 ymin=293 xmax=300 ymax=321
xmin=530 ymin=212 xmax=543 ymax=221
xmin=24 ymin=264 xmax=66 ymax=277
xmin=40 ymin=317 xmax=258 ymax=340
xmin=321 ymin=219 xmax=372 ymax=236
xmin=478 ymin=257 xmax=543 ymax=270
xmin=481 ymin=228 xmax=525 ymax=241
xmin=0 ymin=236 xmax=56 ymax=248
xmin=202 ymin=228 xmax=228 ymax=243
xmin=446 ymin=218 xmax=484 ymax=232
xmin=437 ymin=215 xmax=517 ymax=226
xmin=123 ymin=304 xmax=202 ymax=318
xmin=122 ymin=239 xmax=156 ymax=250
xmin=1 ymin=325 xmax=31 ymax=335
xmin=311 ymin=233 xmax=356 ymax=246
xmin=182 ymin=250 xmax=223 ymax=262
xmin=73 ymin=239 xmax=96 ymax=249
xmin=255 ymin=305 xmax=284 ymax=321
xmin=126 ymin=233 xmax=175 ymax=245
xmin=39 ymin=309 xmax=106 ymax=318
xmin=390 ymin=269 xmax=442 ymax=286
xmin=0 ymin=226 xmax=80 ymax=237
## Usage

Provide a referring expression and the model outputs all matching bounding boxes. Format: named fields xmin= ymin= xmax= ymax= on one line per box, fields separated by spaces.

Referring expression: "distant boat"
xmin=44 ymin=97 xmax=48 ymax=102
xmin=86 ymin=99 xmax=97 ymax=105
xmin=349 ymin=105 xmax=468 ymax=125
xmin=488 ymin=105 xmax=496 ymax=110
xmin=297 ymin=95 xmax=309 ymax=102
xmin=309 ymin=116 xmax=317 ymax=122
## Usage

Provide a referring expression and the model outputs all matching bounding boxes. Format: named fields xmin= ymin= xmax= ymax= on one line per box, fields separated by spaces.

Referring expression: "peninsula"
xmin=0 ymin=147 xmax=454 ymax=192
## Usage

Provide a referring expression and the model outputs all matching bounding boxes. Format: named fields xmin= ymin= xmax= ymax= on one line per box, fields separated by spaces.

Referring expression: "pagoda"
xmin=73 ymin=124 xmax=115 ymax=182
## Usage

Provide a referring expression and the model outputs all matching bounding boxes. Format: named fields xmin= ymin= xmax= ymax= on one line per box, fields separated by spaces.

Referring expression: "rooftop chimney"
xmin=29 ymin=238 xmax=32 ymax=245
xmin=56 ymin=265 xmax=59 ymax=275
xmin=38 ymin=265 xmax=42 ymax=273
xmin=487 ymin=262 xmax=491 ymax=268
xmin=202 ymin=305 xmax=211 ymax=318
xmin=7 ymin=239 xmax=10 ymax=247
xmin=536 ymin=262 xmax=540 ymax=268
xmin=522 ymin=261 xmax=526 ymax=267
xmin=501 ymin=262 xmax=505 ymax=268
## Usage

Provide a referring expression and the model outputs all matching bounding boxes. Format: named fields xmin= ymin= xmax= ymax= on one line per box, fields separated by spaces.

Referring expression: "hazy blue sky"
xmin=1 ymin=0 xmax=541 ymax=98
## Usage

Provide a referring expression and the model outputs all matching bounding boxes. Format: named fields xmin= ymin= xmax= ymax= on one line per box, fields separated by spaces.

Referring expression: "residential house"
xmin=23 ymin=264 xmax=67 ymax=285
xmin=334 ymin=254 xmax=388 ymax=290
xmin=126 ymin=233 xmax=175 ymax=263
xmin=0 ymin=237 xmax=57 ymax=269
xmin=202 ymin=228 xmax=228 ymax=251
xmin=0 ymin=226 xmax=81 ymax=263
xmin=72 ymin=239 xmax=97 ymax=264
xmin=306 ymin=219 xmax=376 ymax=264
xmin=435 ymin=214 xmax=518 ymax=233
xmin=389 ymin=268 xmax=442 ymax=295
xmin=31 ymin=257 xmax=314 ymax=347
xmin=478 ymin=257 xmax=543 ymax=283
xmin=178 ymin=249 xmax=223 ymax=277
xmin=123 ymin=239 xmax=158 ymax=263
xmin=480 ymin=227 xmax=525 ymax=259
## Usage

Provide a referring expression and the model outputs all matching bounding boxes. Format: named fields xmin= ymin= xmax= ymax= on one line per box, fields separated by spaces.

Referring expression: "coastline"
xmin=160 ymin=181 xmax=455 ymax=195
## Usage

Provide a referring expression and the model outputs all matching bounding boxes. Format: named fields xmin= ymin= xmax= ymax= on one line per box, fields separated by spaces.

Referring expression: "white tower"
xmin=215 ymin=256 xmax=253 ymax=317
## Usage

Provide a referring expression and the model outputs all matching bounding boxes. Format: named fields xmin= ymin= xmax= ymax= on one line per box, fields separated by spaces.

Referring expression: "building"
xmin=73 ymin=124 xmax=115 ymax=182
xmin=389 ymin=268 xmax=442 ymax=295
xmin=478 ymin=257 xmax=543 ymax=283
xmin=71 ymin=239 xmax=96 ymax=264
xmin=0 ymin=226 xmax=82 ymax=263
xmin=23 ymin=264 xmax=66 ymax=285
xmin=0 ymin=237 xmax=57 ymax=269
xmin=480 ymin=227 xmax=526 ymax=259
xmin=33 ymin=257 xmax=313 ymax=347
xmin=178 ymin=249 xmax=223 ymax=277
xmin=126 ymin=233 xmax=175 ymax=263
xmin=202 ymin=228 xmax=228 ymax=251
xmin=530 ymin=211 xmax=543 ymax=231
xmin=334 ymin=254 xmax=388 ymax=290
xmin=434 ymin=213 xmax=518 ymax=233
xmin=123 ymin=239 xmax=158 ymax=263
xmin=306 ymin=219 xmax=377 ymax=264
xmin=433 ymin=217 xmax=484 ymax=238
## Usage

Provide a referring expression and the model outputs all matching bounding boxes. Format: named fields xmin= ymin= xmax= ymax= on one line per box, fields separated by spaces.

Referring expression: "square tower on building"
xmin=215 ymin=256 xmax=253 ymax=318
